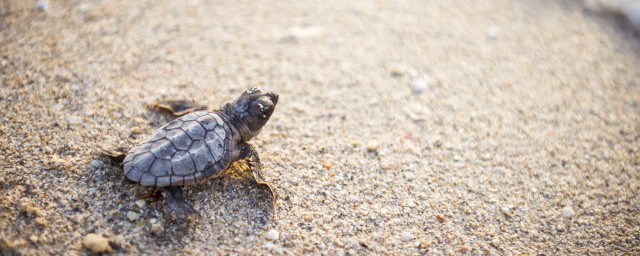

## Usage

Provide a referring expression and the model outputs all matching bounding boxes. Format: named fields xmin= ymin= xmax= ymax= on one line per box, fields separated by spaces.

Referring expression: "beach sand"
xmin=1 ymin=0 xmax=639 ymax=254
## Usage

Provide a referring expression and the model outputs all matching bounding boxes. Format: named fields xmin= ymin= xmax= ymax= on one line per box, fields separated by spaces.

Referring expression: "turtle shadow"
xmin=145 ymin=175 xmax=276 ymax=247
xmin=92 ymin=161 xmax=275 ymax=251
xmin=98 ymin=158 xmax=275 ymax=229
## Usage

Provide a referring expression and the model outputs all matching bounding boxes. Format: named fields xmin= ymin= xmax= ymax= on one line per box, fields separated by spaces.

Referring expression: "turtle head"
xmin=231 ymin=87 xmax=279 ymax=141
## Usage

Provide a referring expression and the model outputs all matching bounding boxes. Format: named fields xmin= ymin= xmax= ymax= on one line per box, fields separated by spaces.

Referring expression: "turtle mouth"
xmin=267 ymin=92 xmax=279 ymax=105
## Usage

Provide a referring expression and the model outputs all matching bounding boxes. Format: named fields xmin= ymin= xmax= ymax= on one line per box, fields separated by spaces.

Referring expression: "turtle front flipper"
xmin=152 ymin=99 xmax=208 ymax=117
xmin=163 ymin=186 xmax=198 ymax=221
xmin=239 ymin=143 xmax=277 ymax=206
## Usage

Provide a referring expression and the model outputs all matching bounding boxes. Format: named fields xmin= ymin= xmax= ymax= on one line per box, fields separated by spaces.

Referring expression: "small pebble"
xmin=135 ymin=200 xmax=146 ymax=208
xmin=89 ymin=159 xmax=104 ymax=169
xmin=126 ymin=211 xmax=140 ymax=221
xmin=487 ymin=26 xmax=501 ymax=40
xmin=405 ymin=198 xmax=416 ymax=208
xmin=82 ymin=233 xmax=111 ymax=253
xmin=390 ymin=65 xmax=406 ymax=77
xmin=263 ymin=242 xmax=276 ymax=249
xmin=151 ymin=223 xmax=163 ymax=233
xmin=36 ymin=0 xmax=49 ymax=11
xmin=366 ymin=140 xmax=380 ymax=152
xmin=303 ymin=213 xmax=313 ymax=222
xmin=282 ymin=26 xmax=325 ymax=42
xmin=68 ymin=115 xmax=81 ymax=124
xmin=411 ymin=76 xmax=434 ymax=94
xmin=266 ymin=229 xmax=280 ymax=240
xmin=561 ymin=206 xmax=575 ymax=217
xmin=412 ymin=79 xmax=426 ymax=94
xmin=400 ymin=231 xmax=413 ymax=242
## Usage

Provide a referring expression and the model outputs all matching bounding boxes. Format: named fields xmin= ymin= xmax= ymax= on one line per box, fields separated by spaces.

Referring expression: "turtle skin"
xmin=123 ymin=110 xmax=233 ymax=187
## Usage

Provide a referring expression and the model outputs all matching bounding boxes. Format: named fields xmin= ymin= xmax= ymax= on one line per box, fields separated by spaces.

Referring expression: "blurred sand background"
xmin=1 ymin=0 xmax=640 ymax=255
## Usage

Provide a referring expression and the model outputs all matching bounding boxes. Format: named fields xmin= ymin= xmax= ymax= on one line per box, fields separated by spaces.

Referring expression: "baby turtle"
xmin=122 ymin=87 xmax=278 ymax=220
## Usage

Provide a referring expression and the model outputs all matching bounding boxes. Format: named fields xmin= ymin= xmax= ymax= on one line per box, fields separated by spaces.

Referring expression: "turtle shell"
xmin=123 ymin=111 xmax=232 ymax=187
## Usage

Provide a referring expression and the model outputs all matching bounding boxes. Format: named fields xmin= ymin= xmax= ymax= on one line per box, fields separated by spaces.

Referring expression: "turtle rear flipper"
xmin=97 ymin=147 xmax=127 ymax=164
xmin=152 ymin=100 xmax=208 ymax=117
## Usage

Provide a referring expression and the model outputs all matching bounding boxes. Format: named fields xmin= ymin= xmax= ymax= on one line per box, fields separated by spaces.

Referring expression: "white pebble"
xmin=68 ymin=115 xmax=81 ymax=124
xmin=411 ymin=75 xmax=434 ymax=94
xmin=487 ymin=25 xmax=501 ymax=40
xmin=135 ymin=200 xmax=146 ymax=208
xmin=561 ymin=206 xmax=575 ymax=217
xmin=412 ymin=79 xmax=427 ymax=94
xmin=262 ymin=242 xmax=276 ymax=249
xmin=288 ymin=26 xmax=324 ymax=39
xmin=266 ymin=229 xmax=280 ymax=240
xmin=36 ymin=0 xmax=49 ymax=11
xmin=405 ymin=198 xmax=416 ymax=208
xmin=400 ymin=231 xmax=413 ymax=242
xmin=126 ymin=211 xmax=140 ymax=221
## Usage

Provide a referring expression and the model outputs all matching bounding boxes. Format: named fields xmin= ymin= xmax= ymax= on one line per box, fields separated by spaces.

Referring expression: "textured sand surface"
xmin=1 ymin=0 xmax=640 ymax=255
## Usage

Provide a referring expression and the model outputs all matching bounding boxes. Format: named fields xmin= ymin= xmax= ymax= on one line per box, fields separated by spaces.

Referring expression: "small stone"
xmin=135 ymin=200 xmax=146 ymax=208
xmin=400 ymin=231 xmax=413 ymax=242
xmin=263 ymin=242 xmax=276 ymax=249
xmin=487 ymin=26 xmax=501 ymax=40
xmin=151 ymin=223 xmax=163 ymax=233
xmin=405 ymin=198 xmax=416 ymax=208
xmin=366 ymin=140 xmax=380 ymax=152
xmin=130 ymin=126 xmax=142 ymax=134
xmin=436 ymin=214 xmax=446 ymax=223
xmin=411 ymin=76 xmax=434 ymax=94
xmin=266 ymin=229 xmax=280 ymax=241
xmin=89 ymin=159 xmax=104 ymax=169
xmin=82 ymin=233 xmax=111 ymax=253
xmin=68 ymin=115 xmax=81 ymax=124
xmin=282 ymin=26 xmax=325 ymax=42
xmin=390 ymin=65 xmax=406 ymax=77
xmin=126 ymin=211 xmax=140 ymax=221
xmin=303 ymin=213 xmax=313 ymax=222
xmin=36 ymin=0 xmax=48 ymax=11
xmin=561 ymin=206 xmax=575 ymax=218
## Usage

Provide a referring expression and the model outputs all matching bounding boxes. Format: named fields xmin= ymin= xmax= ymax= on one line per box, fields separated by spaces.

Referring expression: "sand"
xmin=1 ymin=0 xmax=639 ymax=255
